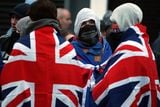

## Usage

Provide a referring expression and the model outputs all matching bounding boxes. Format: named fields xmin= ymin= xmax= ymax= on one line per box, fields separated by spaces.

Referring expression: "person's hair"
xmin=28 ymin=0 xmax=57 ymax=21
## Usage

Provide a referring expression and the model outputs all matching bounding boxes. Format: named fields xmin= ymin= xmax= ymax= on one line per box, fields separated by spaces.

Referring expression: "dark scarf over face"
xmin=106 ymin=31 xmax=124 ymax=52
xmin=78 ymin=24 xmax=99 ymax=47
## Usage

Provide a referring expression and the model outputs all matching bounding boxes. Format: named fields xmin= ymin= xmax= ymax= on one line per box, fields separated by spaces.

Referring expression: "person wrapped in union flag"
xmin=72 ymin=8 xmax=112 ymax=84
xmin=85 ymin=3 xmax=160 ymax=107
xmin=0 ymin=0 xmax=92 ymax=107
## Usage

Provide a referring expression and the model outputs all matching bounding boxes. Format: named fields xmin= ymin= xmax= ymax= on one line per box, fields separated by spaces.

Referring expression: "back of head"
xmin=74 ymin=8 xmax=100 ymax=36
xmin=10 ymin=3 xmax=30 ymax=18
xmin=101 ymin=10 xmax=112 ymax=35
xmin=29 ymin=0 xmax=57 ymax=21
xmin=110 ymin=3 xmax=143 ymax=31
xmin=103 ymin=10 xmax=112 ymax=27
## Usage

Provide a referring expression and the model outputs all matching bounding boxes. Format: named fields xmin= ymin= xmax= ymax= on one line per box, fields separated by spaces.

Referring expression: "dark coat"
xmin=152 ymin=35 xmax=160 ymax=79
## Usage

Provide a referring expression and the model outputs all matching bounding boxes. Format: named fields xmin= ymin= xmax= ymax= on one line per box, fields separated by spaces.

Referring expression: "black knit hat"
xmin=10 ymin=3 xmax=30 ymax=18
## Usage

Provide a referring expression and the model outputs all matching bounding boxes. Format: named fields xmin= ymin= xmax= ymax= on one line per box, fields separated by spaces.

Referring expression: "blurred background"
xmin=0 ymin=0 xmax=159 ymax=44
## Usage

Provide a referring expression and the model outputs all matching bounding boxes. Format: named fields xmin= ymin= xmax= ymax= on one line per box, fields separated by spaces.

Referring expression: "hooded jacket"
xmin=74 ymin=8 xmax=101 ymax=36
xmin=16 ymin=16 xmax=32 ymax=36
xmin=110 ymin=3 xmax=143 ymax=31
xmin=86 ymin=3 xmax=159 ymax=107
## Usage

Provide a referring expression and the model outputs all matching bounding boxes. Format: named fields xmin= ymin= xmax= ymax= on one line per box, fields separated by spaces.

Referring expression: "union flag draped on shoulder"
xmin=0 ymin=26 xmax=92 ymax=107
xmin=90 ymin=24 xmax=160 ymax=107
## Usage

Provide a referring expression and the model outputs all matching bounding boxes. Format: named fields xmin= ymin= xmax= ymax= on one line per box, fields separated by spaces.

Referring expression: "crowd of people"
xmin=0 ymin=0 xmax=160 ymax=107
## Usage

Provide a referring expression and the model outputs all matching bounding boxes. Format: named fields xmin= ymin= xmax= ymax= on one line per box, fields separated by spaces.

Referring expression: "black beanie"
xmin=10 ymin=3 xmax=30 ymax=18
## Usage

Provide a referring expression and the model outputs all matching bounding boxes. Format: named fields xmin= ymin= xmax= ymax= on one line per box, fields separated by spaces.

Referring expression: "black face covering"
xmin=78 ymin=25 xmax=99 ymax=47
xmin=106 ymin=32 xmax=123 ymax=52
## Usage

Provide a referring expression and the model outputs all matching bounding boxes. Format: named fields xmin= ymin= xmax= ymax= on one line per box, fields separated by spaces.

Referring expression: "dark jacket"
xmin=152 ymin=35 xmax=160 ymax=79
xmin=0 ymin=30 xmax=20 ymax=60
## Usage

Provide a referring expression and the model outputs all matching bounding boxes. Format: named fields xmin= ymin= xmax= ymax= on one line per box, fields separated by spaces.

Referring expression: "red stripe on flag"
xmin=7 ymin=88 xmax=31 ymax=107
xmin=60 ymin=44 xmax=74 ymax=57
xmin=11 ymin=49 xmax=26 ymax=56
xmin=60 ymin=89 xmax=79 ymax=107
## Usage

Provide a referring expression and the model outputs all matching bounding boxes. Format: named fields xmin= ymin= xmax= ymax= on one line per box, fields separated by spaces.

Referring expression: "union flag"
xmin=88 ymin=24 xmax=160 ymax=107
xmin=0 ymin=26 xmax=92 ymax=107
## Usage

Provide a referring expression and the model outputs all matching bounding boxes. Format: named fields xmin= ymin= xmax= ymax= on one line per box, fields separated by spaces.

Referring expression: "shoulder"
xmin=101 ymin=37 xmax=112 ymax=51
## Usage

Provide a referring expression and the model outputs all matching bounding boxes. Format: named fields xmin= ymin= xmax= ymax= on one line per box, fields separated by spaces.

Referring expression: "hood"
xmin=110 ymin=3 xmax=143 ymax=31
xmin=16 ymin=16 xmax=32 ymax=36
xmin=25 ymin=18 xmax=60 ymax=35
xmin=74 ymin=8 xmax=101 ymax=36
